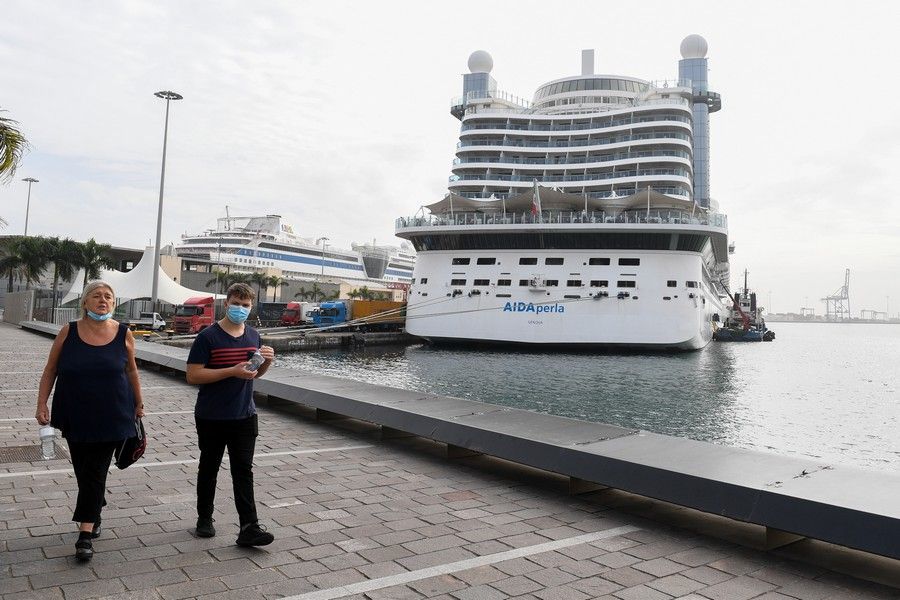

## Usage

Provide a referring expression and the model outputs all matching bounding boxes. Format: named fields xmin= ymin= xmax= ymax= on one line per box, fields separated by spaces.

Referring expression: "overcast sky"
xmin=1 ymin=1 xmax=898 ymax=315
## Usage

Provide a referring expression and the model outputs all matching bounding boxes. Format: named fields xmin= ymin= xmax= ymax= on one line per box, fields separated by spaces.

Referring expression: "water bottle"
xmin=39 ymin=425 xmax=56 ymax=460
xmin=246 ymin=350 xmax=265 ymax=372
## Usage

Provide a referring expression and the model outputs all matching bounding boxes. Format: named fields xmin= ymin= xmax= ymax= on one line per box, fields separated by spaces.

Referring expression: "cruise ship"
xmin=395 ymin=35 xmax=731 ymax=350
xmin=176 ymin=213 xmax=415 ymax=285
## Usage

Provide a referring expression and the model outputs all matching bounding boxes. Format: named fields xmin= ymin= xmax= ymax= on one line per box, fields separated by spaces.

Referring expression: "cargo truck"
xmin=124 ymin=312 xmax=166 ymax=331
xmin=310 ymin=299 xmax=405 ymax=330
xmin=173 ymin=296 xmax=215 ymax=334
xmin=280 ymin=301 xmax=318 ymax=326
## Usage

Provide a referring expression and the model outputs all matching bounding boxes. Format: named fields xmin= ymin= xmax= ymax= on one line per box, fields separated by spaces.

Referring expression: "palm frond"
xmin=0 ymin=111 xmax=30 ymax=182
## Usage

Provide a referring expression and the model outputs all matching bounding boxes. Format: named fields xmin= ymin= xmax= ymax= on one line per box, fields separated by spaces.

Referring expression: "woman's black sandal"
xmin=75 ymin=536 xmax=93 ymax=562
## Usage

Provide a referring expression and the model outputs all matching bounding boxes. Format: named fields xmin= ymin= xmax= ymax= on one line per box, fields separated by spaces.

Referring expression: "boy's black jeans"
xmin=195 ymin=414 xmax=258 ymax=526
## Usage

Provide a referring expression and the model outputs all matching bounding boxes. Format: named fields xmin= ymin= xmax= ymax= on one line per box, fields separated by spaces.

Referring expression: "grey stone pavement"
xmin=1 ymin=322 xmax=897 ymax=600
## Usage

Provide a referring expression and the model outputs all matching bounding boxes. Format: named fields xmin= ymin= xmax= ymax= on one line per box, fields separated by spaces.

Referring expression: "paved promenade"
xmin=1 ymin=322 xmax=897 ymax=600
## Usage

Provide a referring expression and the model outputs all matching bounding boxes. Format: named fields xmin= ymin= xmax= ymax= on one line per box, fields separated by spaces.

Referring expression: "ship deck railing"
xmin=396 ymin=210 xmax=728 ymax=230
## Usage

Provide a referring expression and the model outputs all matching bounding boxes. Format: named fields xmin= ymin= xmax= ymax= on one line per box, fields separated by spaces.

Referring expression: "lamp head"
xmin=22 ymin=177 xmax=39 ymax=183
xmin=154 ymin=91 xmax=183 ymax=101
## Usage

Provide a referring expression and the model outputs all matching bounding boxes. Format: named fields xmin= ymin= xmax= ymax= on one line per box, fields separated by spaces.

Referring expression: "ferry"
xmin=175 ymin=213 xmax=415 ymax=285
xmin=395 ymin=36 xmax=732 ymax=350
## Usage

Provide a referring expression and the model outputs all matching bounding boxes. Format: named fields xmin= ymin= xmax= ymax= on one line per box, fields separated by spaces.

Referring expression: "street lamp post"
xmin=151 ymin=90 xmax=183 ymax=312
xmin=316 ymin=237 xmax=329 ymax=278
xmin=22 ymin=177 xmax=38 ymax=236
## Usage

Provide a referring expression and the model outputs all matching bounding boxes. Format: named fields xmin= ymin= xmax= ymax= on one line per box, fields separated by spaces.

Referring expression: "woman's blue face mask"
xmin=86 ymin=310 xmax=113 ymax=321
xmin=226 ymin=305 xmax=251 ymax=324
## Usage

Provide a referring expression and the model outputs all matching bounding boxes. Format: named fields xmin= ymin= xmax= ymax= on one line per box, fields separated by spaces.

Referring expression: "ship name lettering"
xmin=502 ymin=302 xmax=565 ymax=314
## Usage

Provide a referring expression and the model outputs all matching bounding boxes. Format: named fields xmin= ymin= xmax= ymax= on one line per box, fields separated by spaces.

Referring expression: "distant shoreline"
xmin=766 ymin=317 xmax=900 ymax=325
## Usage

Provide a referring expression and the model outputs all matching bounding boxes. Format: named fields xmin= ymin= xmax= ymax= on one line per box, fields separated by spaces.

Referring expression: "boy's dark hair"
xmin=225 ymin=282 xmax=255 ymax=302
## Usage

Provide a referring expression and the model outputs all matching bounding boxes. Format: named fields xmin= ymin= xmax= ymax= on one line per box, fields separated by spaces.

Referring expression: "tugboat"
xmin=713 ymin=270 xmax=775 ymax=342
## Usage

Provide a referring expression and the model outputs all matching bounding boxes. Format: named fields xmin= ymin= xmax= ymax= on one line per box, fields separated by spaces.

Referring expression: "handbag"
xmin=114 ymin=418 xmax=147 ymax=469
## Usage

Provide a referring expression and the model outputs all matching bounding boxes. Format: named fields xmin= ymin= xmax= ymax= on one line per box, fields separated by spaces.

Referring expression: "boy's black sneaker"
xmin=195 ymin=517 xmax=216 ymax=538
xmin=236 ymin=522 xmax=274 ymax=547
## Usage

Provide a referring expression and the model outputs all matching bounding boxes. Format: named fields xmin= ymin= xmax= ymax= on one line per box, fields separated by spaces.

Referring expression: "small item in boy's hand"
xmin=246 ymin=350 xmax=265 ymax=371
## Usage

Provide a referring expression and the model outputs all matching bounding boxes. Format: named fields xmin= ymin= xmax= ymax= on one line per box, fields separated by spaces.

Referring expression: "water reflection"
xmin=277 ymin=323 xmax=899 ymax=473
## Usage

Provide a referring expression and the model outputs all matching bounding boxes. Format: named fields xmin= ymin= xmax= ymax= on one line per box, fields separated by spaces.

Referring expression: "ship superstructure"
xmin=176 ymin=214 xmax=415 ymax=285
xmin=395 ymin=36 xmax=731 ymax=349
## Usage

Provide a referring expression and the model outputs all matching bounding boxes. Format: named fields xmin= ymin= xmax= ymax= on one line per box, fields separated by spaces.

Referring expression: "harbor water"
xmin=278 ymin=322 xmax=899 ymax=473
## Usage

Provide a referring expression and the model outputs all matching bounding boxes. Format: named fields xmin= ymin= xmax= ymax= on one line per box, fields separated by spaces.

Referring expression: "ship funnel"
xmin=581 ymin=49 xmax=595 ymax=75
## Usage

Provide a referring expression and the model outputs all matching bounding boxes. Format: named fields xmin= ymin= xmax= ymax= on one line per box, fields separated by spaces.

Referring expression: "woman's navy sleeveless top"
xmin=50 ymin=321 xmax=135 ymax=443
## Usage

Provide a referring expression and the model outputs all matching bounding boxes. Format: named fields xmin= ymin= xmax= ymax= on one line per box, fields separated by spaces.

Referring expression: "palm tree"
xmin=0 ymin=235 xmax=45 ymax=292
xmin=296 ymin=283 xmax=321 ymax=301
xmin=266 ymin=275 xmax=288 ymax=302
xmin=78 ymin=238 xmax=115 ymax=288
xmin=0 ymin=236 xmax=23 ymax=292
xmin=1 ymin=110 xmax=29 ymax=182
xmin=205 ymin=269 xmax=229 ymax=294
xmin=249 ymin=272 xmax=268 ymax=300
xmin=228 ymin=272 xmax=252 ymax=286
xmin=348 ymin=288 xmax=362 ymax=299
xmin=40 ymin=237 xmax=80 ymax=313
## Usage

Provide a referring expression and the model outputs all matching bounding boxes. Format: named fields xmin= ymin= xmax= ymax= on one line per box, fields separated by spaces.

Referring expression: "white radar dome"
xmin=467 ymin=50 xmax=494 ymax=74
xmin=680 ymin=34 xmax=708 ymax=59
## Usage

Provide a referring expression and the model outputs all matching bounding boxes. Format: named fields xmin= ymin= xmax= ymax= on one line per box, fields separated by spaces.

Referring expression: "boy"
xmin=186 ymin=282 xmax=275 ymax=546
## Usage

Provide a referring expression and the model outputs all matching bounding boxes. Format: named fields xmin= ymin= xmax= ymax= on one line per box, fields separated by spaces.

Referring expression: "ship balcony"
xmin=452 ymin=187 xmax=692 ymax=201
xmin=448 ymin=169 xmax=691 ymax=185
xmin=459 ymin=116 xmax=691 ymax=135
xmin=396 ymin=210 xmax=727 ymax=232
xmin=457 ymin=132 xmax=692 ymax=150
xmin=451 ymin=150 xmax=692 ymax=167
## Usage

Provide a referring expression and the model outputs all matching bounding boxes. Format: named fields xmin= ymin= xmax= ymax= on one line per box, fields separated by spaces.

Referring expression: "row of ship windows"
xmin=451 ymin=257 xmax=641 ymax=266
xmin=440 ymin=279 xmax=700 ymax=288
xmin=535 ymin=78 xmax=649 ymax=98
xmin=236 ymin=257 xmax=275 ymax=266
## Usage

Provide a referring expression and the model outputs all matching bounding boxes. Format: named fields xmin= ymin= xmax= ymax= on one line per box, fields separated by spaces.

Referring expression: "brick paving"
xmin=1 ymin=322 xmax=898 ymax=600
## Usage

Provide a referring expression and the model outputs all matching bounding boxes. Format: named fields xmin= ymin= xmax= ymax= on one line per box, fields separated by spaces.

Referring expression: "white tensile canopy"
xmin=617 ymin=187 xmax=697 ymax=212
xmin=422 ymin=185 xmax=698 ymax=215
xmin=61 ymin=247 xmax=223 ymax=306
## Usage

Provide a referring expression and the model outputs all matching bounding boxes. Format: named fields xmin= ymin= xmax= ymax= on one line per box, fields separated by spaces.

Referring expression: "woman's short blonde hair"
xmin=81 ymin=280 xmax=116 ymax=316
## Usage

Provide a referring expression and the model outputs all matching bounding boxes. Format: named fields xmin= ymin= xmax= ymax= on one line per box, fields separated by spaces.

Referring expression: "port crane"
xmin=822 ymin=268 xmax=850 ymax=321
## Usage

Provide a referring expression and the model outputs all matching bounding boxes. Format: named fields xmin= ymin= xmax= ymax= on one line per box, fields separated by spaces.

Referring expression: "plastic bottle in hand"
xmin=246 ymin=350 xmax=265 ymax=371
xmin=39 ymin=425 xmax=55 ymax=460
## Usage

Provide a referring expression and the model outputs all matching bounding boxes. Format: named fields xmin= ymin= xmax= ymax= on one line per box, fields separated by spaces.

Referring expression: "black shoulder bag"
xmin=114 ymin=418 xmax=147 ymax=469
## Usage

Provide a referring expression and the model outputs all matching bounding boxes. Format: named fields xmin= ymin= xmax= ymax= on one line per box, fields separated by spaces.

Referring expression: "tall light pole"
xmin=151 ymin=90 xmax=183 ymax=312
xmin=316 ymin=237 xmax=329 ymax=278
xmin=22 ymin=177 xmax=38 ymax=236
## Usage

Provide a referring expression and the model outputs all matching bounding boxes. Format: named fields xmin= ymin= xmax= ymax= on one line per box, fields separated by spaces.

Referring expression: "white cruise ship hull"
xmin=406 ymin=249 xmax=725 ymax=350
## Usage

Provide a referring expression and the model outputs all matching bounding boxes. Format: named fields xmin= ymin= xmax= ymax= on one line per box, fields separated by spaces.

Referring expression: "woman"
xmin=35 ymin=281 xmax=144 ymax=562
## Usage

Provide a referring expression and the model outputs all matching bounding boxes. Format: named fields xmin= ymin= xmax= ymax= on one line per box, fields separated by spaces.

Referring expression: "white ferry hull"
xmin=406 ymin=250 xmax=724 ymax=350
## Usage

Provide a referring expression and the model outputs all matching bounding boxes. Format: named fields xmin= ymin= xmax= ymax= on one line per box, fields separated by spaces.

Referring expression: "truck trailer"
xmin=310 ymin=299 xmax=405 ymax=330
xmin=280 ymin=301 xmax=319 ymax=326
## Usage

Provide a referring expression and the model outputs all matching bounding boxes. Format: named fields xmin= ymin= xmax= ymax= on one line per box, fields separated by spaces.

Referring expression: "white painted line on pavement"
xmin=267 ymin=500 xmax=306 ymax=508
xmin=0 ymin=410 xmax=193 ymax=422
xmin=280 ymin=525 xmax=641 ymax=600
xmin=0 ymin=385 xmax=186 ymax=394
xmin=0 ymin=372 xmax=43 ymax=375
xmin=0 ymin=444 xmax=372 ymax=478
